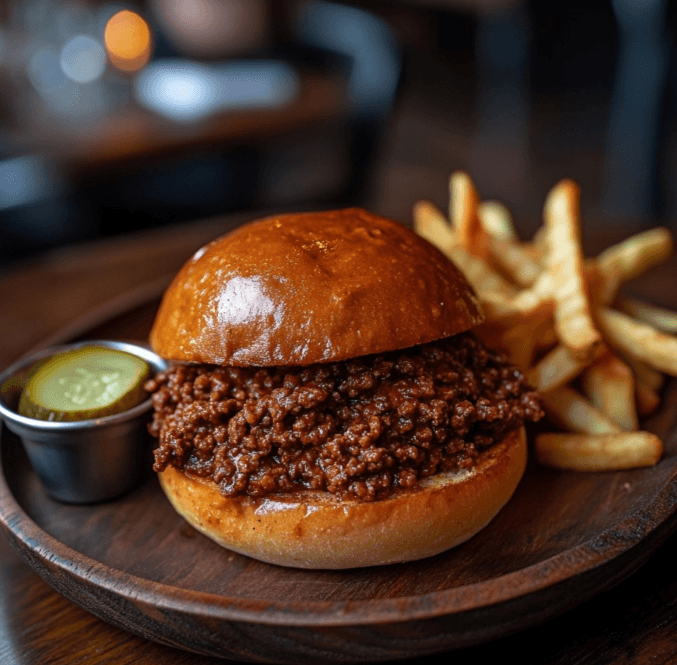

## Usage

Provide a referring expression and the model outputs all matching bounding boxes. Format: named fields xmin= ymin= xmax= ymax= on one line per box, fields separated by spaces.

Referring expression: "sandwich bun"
xmin=149 ymin=208 xmax=533 ymax=569
xmin=158 ymin=427 xmax=526 ymax=569
xmin=150 ymin=208 xmax=484 ymax=366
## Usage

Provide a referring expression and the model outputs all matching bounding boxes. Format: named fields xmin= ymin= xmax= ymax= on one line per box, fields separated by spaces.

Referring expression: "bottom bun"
xmin=158 ymin=427 xmax=527 ymax=569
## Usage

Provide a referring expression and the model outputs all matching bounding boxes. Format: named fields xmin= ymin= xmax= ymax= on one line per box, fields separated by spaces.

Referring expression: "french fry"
xmin=540 ymin=386 xmax=622 ymax=435
xmin=616 ymin=296 xmax=677 ymax=334
xmin=543 ymin=180 xmax=601 ymax=360
xmin=497 ymin=270 xmax=554 ymax=317
xmin=597 ymin=227 xmax=672 ymax=276
xmin=621 ymin=353 xmax=664 ymax=392
xmin=595 ymin=228 xmax=672 ymax=304
xmin=450 ymin=171 xmax=488 ymax=260
xmin=619 ymin=352 xmax=663 ymax=416
xmin=520 ymin=242 xmax=543 ymax=262
xmin=482 ymin=292 xmax=554 ymax=321
xmin=445 ymin=245 xmax=550 ymax=323
xmin=413 ymin=200 xmax=455 ymax=250
xmin=444 ymin=245 xmax=547 ymax=321
xmin=635 ymin=382 xmax=661 ymax=417
xmin=527 ymin=344 xmax=591 ymax=393
xmin=475 ymin=308 xmax=551 ymax=370
xmin=532 ymin=226 xmax=548 ymax=258
xmin=414 ymin=197 xmax=518 ymax=310
xmin=488 ymin=235 xmax=542 ymax=288
xmin=535 ymin=432 xmax=662 ymax=471
xmin=446 ymin=245 xmax=515 ymax=301
xmin=596 ymin=307 xmax=677 ymax=377
xmin=581 ymin=352 xmax=638 ymax=431
xmin=478 ymin=200 xmax=517 ymax=240
xmin=500 ymin=321 xmax=542 ymax=371
xmin=413 ymin=173 xmax=676 ymax=475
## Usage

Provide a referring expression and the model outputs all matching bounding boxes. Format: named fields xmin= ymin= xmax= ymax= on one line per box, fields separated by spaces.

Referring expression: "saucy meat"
xmin=147 ymin=332 xmax=543 ymax=501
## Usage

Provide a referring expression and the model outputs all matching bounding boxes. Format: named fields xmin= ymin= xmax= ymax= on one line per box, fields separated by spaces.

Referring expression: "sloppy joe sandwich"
xmin=145 ymin=208 xmax=543 ymax=568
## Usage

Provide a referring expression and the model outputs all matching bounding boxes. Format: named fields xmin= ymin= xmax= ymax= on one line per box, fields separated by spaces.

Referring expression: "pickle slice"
xmin=18 ymin=346 xmax=151 ymax=422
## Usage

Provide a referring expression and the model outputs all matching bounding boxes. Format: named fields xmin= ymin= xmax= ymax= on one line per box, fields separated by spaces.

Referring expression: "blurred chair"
xmin=470 ymin=2 xmax=531 ymax=201
xmin=601 ymin=0 xmax=670 ymax=221
xmin=287 ymin=0 xmax=401 ymax=202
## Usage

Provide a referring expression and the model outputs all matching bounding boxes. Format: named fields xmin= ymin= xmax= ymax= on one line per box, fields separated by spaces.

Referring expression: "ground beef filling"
xmin=147 ymin=332 xmax=543 ymax=502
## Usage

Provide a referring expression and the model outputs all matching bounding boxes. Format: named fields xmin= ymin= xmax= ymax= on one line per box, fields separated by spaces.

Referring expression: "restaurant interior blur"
xmin=0 ymin=0 xmax=675 ymax=266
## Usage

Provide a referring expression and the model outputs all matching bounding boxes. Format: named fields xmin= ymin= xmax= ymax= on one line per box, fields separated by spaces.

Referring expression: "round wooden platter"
xmin=1 ymin=287 xmax=677 ymax=664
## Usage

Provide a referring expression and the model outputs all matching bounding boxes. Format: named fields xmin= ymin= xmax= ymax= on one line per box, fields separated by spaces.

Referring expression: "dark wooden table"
xmin=2 ymin=212 xmax=677 ymax=664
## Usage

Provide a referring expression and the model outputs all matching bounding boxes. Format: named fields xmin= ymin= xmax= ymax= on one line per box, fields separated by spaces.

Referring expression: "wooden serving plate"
xmin=1 ymin=286 xmax=677 ymax=664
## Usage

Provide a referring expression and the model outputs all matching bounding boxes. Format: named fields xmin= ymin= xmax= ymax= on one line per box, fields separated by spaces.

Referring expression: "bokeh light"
xmin=150 ymin=0 xmax=269 ymax=58
xmin=134 ymin=59 xmax=299 ymax=123
xmin=60 ymin=35 xmax=106 ymax=83
xmin=29 ymin=47 xmax=69 ymax=95
xmin=135 ymin=61 xmax=217 ymax=122
xmin=104 ymin=10 xmax=152 ymax=72
xmin=0 ymin=155 xmax=57 ymax=210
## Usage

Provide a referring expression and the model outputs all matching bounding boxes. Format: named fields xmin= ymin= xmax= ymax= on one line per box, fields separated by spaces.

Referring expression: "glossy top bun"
xmin=150 ymin=208 xmax=483 ymax=366
xmin=158 ymin=427 xmax=526 ymax=569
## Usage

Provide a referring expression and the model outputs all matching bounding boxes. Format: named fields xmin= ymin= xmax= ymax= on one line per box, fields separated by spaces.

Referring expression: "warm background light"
xmin=149 ymin=0 xmax=269 ymax=58
xmin=104 ymin=10 xmax=152 ymax=72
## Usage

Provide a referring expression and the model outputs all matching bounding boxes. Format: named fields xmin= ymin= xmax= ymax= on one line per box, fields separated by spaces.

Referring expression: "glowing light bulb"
xmin=104 ymin=10 xmax=152 ymax=72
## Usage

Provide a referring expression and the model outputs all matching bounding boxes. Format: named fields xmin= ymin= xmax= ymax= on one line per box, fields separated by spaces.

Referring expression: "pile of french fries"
xmin=414 ymin=172 xmax=674 ymax=472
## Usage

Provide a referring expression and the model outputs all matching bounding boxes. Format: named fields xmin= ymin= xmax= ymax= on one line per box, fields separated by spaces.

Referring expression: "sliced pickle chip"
xmin=18 ymin=346 xmax=151 ymax=422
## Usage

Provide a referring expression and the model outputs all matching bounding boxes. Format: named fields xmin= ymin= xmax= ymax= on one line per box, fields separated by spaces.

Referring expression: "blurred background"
xmin=0 ymin=0 xmax=675 ymax=266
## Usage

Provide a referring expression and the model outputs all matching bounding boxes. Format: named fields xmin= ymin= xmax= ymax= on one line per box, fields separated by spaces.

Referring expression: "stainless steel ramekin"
xmin=0 ymin=340 xmax=167 ymax=504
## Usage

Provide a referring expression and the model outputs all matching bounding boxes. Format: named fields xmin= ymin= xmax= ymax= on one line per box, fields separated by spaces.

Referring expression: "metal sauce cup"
xmin=0 ymin=340 xmax=167 ymax=504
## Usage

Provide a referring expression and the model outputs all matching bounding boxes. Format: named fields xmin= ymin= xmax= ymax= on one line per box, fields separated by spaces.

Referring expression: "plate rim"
xmin=1 ymin=439 xmax=677 ymax=626
xmin=1 ymin=277 xmax=677 ymax=628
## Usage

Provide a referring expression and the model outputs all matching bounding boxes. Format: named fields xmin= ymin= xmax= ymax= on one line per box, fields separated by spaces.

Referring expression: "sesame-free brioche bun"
xmin=158 ymin=427 xmax=527 ymax=569
xmin=150 ymin=208 xmax=484 ymax=367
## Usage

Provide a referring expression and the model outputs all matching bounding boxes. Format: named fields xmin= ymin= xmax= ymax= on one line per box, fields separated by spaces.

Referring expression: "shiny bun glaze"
xmin=150 ymin=208 xmax=484 ymax=366
xmin=158 ymin=427 xmax=527 ymax=569
xmin=150 ymin=208 xmax=531 ymax=569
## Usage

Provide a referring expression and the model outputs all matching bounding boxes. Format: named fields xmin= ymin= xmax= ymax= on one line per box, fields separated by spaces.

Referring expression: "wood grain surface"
xmin=2 ymin=215 xmax=677 ymax=664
